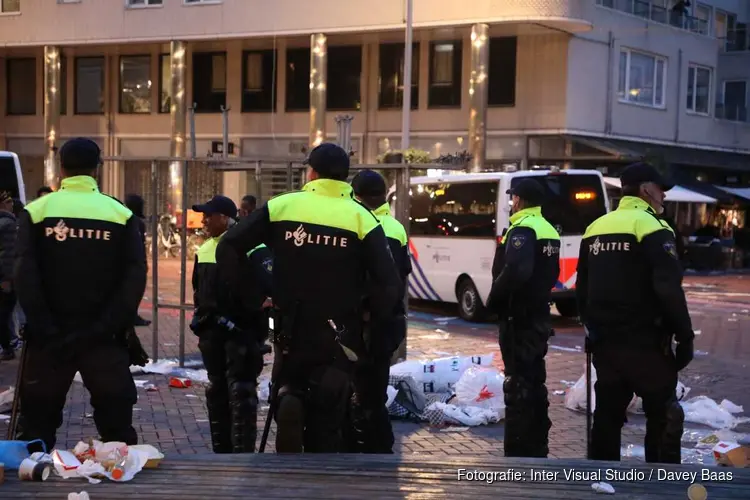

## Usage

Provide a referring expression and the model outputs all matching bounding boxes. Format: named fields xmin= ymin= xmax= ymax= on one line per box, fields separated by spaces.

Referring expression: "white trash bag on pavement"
xmin=564 ymin=365 xmax=689 ymax=415
xmin=454 ymin=366 xmax=505 ymax=411
xmin=681 ymin=396 xmax=750 ymax=430
xmin=424 ymin=401 xmax=502 ymax=426
xmin=390 ymin=354 xmax=494 ymax=393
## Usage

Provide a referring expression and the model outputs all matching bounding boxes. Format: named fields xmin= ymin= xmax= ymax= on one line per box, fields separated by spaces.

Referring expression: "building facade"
xmin=0 ymin=0 xmax=748 ymax=211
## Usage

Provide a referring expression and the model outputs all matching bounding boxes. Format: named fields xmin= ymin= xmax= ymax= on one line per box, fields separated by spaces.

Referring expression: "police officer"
xmin=576 ymin=162 xmax=694 ymax=464
xmin=487 ymin=178 xmax=560 ymax=458
xmin=14 ymin=138 xmax=147 ymax=452
xmin=216 ymin=143 xmax=400 ymax=453
xmin=347 ymin=169 xmax=412 ymax=454
xmin=190 ymin=195 xmax=268 ymax=453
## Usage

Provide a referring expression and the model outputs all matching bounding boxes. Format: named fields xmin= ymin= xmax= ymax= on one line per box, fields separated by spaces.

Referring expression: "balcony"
xmin=596 ymin=0 xmax=709 ymax=36
xmin=715 ymin=104 xmax=748 ymax=123
xmin=725 ymin=28 xmax=750 ymax=53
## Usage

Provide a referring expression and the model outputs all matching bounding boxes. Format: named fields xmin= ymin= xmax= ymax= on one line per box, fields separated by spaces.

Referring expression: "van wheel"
xmin=457 ymin=279 xmax=486 ymax=322
xmin=554 ymin=298 xmax=578 ymax=318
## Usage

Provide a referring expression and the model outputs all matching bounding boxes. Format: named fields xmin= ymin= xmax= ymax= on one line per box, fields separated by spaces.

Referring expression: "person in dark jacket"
xmin=37 ymin=186 xmax=54 ymax=198
xmin=190 ymin=195 xmax=268 ymax=453
xmin=14 ymin=138 xmax=147 ymax=452
xmin=576 ymin=162 xmax=694 ymax=464
xmin=239 ymin=195 xmax=257 ymax=218
xmin=0 ymin=191 xmax=18 ymax=360
xmin=125 ymin=194 xmax=150 ymax=327
xmin=346 ymin=169 xmax=412 ymax=454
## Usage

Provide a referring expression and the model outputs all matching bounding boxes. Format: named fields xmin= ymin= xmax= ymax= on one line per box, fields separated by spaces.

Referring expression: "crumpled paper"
xmin=51 ymin=440 xmax=152 ymax=483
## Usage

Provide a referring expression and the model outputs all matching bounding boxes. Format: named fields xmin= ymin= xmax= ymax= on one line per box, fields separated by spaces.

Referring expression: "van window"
xmin=410 ymin=181 xmax=497 ymax=238
xmin=509 ymin=174 xmax=606 ymax=236
xmin=0 ymin=157 xmax=20 ymax=200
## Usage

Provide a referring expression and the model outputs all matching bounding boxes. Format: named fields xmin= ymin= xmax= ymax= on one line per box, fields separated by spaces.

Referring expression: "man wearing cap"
xmin=576 ymin=162 xmax=694 ymax=464
xmin=216 ymin=143 xmax=400 ymax=453
xmin=190 ymin=195 xmax=268 ymax=453
xmin=487 ymin=178 xmax=560 ymax=458
xmin=346 ymin=169 xmax=412 ymax=453
xmin=13 ymin=137 xmax=147 ymax=452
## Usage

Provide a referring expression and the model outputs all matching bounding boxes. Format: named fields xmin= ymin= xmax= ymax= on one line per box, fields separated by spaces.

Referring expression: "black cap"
xmin=59 ymin=137 xmax=102 ymax=172
xmin=506 ymin=178 xmax=545 ymax=206
xmin=620 ymin=162 xmax=674 ymax=191
xmin=303 ymin=143 xmax=350 ymax=178
xmin=351 ymin=169 xmax=387 ymax=197
xmin=192 ymin=195 xmax=237 ymax=218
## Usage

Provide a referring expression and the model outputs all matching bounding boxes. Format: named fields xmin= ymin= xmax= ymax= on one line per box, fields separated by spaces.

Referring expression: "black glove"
xmin=675 ymin=339 xmax=694 ymax=371
xmin=125 ymin=327 xmax=150 ymax=366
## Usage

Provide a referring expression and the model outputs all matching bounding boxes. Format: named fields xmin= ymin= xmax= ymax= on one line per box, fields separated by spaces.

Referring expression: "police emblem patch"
xmin=262 ymin=257 xmax=273 ymax=274
xmin=663 ymin=242 xmax=678 ymax=259
xmin=511 ymin=234 xmax=526 ymax=249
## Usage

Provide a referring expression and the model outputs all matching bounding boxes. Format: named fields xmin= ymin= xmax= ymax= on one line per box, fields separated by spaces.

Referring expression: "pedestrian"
xmin=190 ymin=195 xmax=269 ymax=453
xmin=217 ymin=143 xmax=400 ymax=453
xmin=346 ymin=169 xmax=412 ymax=454
xmin=36 ymin=186 xmax=53 ymax=198
xmin=8 ymin=198 xmax=26 ymax=350
xmin=124 ymin=194 xmax=151 ymax=327
xmin=486 ymin=178 xmax=560 ymax=458
xmin=576 ymin=161 xmax=694 ymax=464
xmin=239 ymin=195 xmax=257 ymax=218
xmin=0 ymin=191 xmax=18 ymax=361
xmin=13 ymin=137 xmax=147 ymax=452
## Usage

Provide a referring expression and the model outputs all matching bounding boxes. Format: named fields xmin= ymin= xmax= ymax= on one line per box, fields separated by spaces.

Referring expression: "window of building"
xmin=58 ymin=0 xmax=82 ymax=4
xmin=428 ymin=41 xmax=462 ymax=108
xmin=43 ymin=55 xmax=67 ymax=116
xmin=378 ymin=42 xmax=419 ymax=110
xmin=686 ymin=64 xmax=711 ymax=115
xmin=126 ymin=0 xmax=162 ymax=6
xmin=6 ymin=58 xmax=36 ymax=115
xmin=119 ymin=55 xmax=152 ymax=114
xmin=158 ymin=54 xmax=170 ymax=113
xmin=192 ymin=52 xmax=226 ymax=113
xmin=488 ymin=37 xmax=517 ymax=107
xmin=327 ymin=45 xmax=362 ymax=111
xmin=618 ymin=48 xmax=666 ymax=108
xmin=721 ymin=80 xmax=747 ymax=122
xmin=409 ymin=182 xmax=497 ymax=238
xmin=75 ymin=57 xmax=105 ymax=114
xmin=242 ymin=50 xmax=276 ymax=112
xmin=184 ymin=0 xmax=221 ymax=5
xmin=285 ymin=47 xmax=310 ymax=112
xmin=1 ymin=0 xmax=20 ymax=13
xmin=694 ymin=3 xmax=712 ymax=35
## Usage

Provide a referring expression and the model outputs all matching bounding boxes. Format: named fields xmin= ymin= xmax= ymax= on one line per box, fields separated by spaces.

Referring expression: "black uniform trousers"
xmin=0 ymin=290 xmax=16 ymax=350
xmin=17 ymin=336 xmax=137 ymax=452
xmin=498 ymin=314 xmax=552 ymax=458
xmin=274 ymin=323 xmax=353 ymax=454
xmin=198 ymin=328 xmax=262 ymax=454
xmin=591 ymin=343 xmax=682 ymax=464
xmin=346 ymin=354 xmax=394 ymax=454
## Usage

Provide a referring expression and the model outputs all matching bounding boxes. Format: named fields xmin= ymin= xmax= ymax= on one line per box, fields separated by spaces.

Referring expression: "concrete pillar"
xmin=43 ymin=46 xmax=61 ymax=189
xmin=169 ymin=41 xmax=187 ymax=214
xmin=309 ymin=34 xmax=327 ymax=148
xmin=468 ymin=24 xmax=489 ymax=173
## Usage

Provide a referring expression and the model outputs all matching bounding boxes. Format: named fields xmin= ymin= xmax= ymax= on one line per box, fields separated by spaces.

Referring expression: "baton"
xmin=584 ymin=326 xmax=592 ymax=459
xmin=7 ymin=339 xmax=28 ymax=440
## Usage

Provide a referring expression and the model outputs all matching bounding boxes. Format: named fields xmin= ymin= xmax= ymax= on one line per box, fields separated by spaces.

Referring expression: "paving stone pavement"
xmin=1 ymin=260 xmax=749 ymax=462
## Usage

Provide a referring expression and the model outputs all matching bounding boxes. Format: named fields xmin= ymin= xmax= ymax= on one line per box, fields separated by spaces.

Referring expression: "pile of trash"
xmin=0 ymin=438 xmax=163 ymax=484
xmin=386 ymin=354 xmax=506 ymax=427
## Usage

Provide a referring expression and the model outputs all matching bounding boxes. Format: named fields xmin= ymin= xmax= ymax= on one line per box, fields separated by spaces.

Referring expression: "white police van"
xmin=392 ymin=169 xmax=610 ymax=322
xmin=0 ymin=152 xmax=27 ymax=204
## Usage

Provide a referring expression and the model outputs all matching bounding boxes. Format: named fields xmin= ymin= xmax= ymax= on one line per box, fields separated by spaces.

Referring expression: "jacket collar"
xmin=373 ymin=203 xmax=391 ymax=217
xmin=59 ymin=176 xmax=99 ymax=193
xmin=302 ymin=179 xmax=354 ymax=199
xmin=617 ymin=196 xmax=656 ymax=214
xmin=510 ymin=206 xmax=542 ymax=224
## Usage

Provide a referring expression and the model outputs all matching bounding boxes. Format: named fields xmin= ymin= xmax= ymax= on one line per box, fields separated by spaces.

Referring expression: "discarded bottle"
xmin=110 ymin=449 xmax=127 ymax=481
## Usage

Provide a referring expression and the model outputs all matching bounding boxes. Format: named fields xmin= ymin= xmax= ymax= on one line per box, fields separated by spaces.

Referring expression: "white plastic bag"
xmin=424 ymin=402 xmax=501 ymax=426
xmin=681 ymin=396 xmax=750 ymax=430
xmin=390 ymin=354 xmax=495 ymax=393
xmin=454 ymin=366 xmax=505 ymax=411
xmin=385 ymin=386 xmax=398 ymax=408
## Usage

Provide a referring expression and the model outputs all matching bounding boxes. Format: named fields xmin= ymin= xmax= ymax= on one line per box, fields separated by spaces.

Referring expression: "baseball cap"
xmin=506 ymin=178 xmax=545 ymax=206
xmin=620 ymin=162 xmax=674 ymax=191
xmin=59 ymin=137 xmax=102 ymax=172
xmin=303 ymin=143 xmax=350 ymax=178
xmin=351 ymin=169 xmax=387 ymax=197
xmin=192 ymin=195 xmax=237 ymax=218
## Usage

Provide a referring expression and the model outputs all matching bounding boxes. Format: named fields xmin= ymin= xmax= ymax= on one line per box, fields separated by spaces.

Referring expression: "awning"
xmin=569 ymin=136 xmax=750 ymax=171
xmin=715 ymin=186 xmax=750 ymax=201
xmin=603 ymin=177 xmax=717 ymax=203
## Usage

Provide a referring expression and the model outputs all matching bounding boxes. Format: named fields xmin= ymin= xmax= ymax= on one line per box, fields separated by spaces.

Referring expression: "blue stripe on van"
xmin=409 ymin=254 xmax=443 ymax=302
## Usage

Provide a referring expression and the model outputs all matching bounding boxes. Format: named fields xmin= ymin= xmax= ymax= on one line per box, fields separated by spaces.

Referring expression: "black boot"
xmin=229 ymin=380 xmax=259 ymax=453
xmin=205 ymin=380 xmax=232 ymax=454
